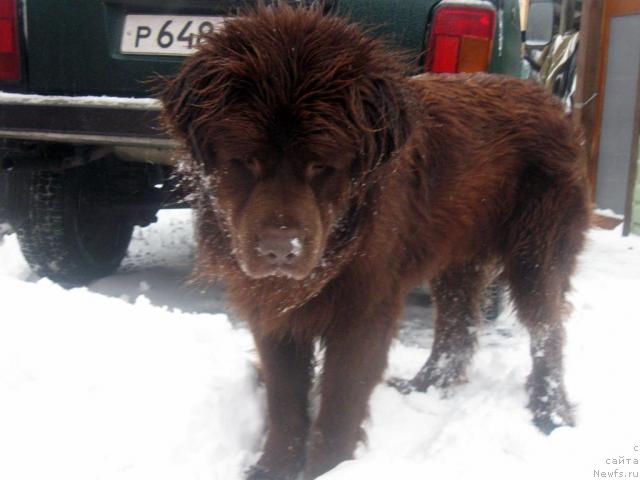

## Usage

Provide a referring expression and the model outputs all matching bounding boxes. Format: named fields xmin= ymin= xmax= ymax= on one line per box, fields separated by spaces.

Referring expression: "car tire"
xmin=0 ymin=170 xmax=12 ymax=237
xmin=11 ymin=161 xmax=137 ymax=286
xmin=0 ymin=169 xmax=8 ymax=220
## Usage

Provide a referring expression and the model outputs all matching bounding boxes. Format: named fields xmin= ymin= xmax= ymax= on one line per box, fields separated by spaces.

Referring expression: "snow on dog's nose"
xmin=257 ymin=227 xmax=303 ymax=267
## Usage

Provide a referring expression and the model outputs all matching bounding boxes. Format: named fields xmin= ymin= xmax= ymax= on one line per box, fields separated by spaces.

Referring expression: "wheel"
xmin=0 ymin=169 xmax=8 ymax=223
xmin=0 ymin=170 xmax=12 ymax=237
xmin=10 ymin=160 xmax=142 ymax=286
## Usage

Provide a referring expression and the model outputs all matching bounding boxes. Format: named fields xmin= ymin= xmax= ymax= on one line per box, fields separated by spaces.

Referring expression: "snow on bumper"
xmin=0 ymin=91 xmax=176 ymax=147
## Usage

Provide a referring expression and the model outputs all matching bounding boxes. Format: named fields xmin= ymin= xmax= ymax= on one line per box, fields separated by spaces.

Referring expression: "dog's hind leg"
xmin=506 ymin=251 xmax=576 ymax=434
xmin=504 ymin=181 xmax=588 ymax=434
xmin=247 ymin=335 xmax=314 ymax=480
xmin=398 ymin=262 xmax=490 ymax=393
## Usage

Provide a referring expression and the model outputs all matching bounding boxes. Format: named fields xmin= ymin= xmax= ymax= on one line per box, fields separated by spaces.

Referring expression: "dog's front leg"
xmin=247 ymin=334 xmax=313 ymax=480
xmin=304 ymin=296 xmax=401 ymax=479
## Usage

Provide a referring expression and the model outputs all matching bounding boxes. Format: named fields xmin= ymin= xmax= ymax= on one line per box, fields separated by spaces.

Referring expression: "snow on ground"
xmin=1 ymin=209 xmax=639 ymax=480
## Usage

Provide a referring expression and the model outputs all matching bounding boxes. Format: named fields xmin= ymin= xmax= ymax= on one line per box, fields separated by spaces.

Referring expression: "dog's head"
xmin=161 ymin=6 xmax=410 ymax=280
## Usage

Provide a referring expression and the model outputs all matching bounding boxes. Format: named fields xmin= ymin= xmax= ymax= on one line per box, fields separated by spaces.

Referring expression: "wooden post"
xmin=623 ymin=77 xmax=640 ymax=235
xmin=572 ymin=0 xmax=603 ymax=196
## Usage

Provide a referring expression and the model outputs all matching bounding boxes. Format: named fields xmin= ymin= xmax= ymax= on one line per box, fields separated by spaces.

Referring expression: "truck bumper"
xmin=0 ymin=92 xmax=177 ymax=147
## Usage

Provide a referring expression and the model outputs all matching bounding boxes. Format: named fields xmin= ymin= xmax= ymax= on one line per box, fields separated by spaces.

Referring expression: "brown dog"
xmin=160 ymin=6 xmax=590 ymax=479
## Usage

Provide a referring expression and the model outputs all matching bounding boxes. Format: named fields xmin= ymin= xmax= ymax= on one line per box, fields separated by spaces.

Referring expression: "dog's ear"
xmin=367 ymin=77 xmax=411 ymax=161
xmin=158 ymin=52 xmax=231 ymax=163
xmin=352 ymin=74 xmax=412 ymax=185
xmin=159 ymin=57 xmax=202 ymax=143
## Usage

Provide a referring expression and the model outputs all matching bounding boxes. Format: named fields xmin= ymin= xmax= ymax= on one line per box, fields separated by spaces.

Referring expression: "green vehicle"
xmin=0 ymin=0 xmax=524 ymax=286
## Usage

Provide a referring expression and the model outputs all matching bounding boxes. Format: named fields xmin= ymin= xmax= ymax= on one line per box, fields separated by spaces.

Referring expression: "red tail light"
xmin=425 ymin=4 xmax=496 ymax=74
xmin=0 ymin=0 xmax=21 ymax=83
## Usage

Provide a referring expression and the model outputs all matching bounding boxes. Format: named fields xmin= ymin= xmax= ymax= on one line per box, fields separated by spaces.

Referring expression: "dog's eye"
xmin=306 ymin=162 xmax=334 ymax=179
xmin=233 ymin=156 xmax=262 ymax=177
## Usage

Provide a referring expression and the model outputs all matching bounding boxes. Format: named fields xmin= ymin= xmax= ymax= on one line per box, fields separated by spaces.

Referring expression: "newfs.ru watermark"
xmin=594 ymin=444 xmax=639 ymax=478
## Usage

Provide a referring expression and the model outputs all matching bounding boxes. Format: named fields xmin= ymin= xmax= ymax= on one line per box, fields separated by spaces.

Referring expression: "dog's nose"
xmin=257 ymin=228 xmax=303 ymax=265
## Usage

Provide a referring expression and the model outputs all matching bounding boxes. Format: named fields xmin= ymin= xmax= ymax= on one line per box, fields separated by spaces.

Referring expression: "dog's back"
xmin=392 ymin=73 xmax=590 ymax=276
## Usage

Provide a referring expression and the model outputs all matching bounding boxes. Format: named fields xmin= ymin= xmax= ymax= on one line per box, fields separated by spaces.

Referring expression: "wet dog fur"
xmin=160 ymin=6 xmax=591 ymax=479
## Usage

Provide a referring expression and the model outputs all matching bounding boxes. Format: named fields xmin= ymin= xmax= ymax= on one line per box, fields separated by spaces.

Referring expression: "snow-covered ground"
xmin=1 ymin=209 xmax=639 ymax=480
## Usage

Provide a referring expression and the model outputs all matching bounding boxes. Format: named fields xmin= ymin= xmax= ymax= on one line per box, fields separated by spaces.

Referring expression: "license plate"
xmin=120 ymin=15 xmax=225 ymax=56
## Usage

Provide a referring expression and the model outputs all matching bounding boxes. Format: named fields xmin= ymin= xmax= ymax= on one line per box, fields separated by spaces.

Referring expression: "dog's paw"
xmin=387 ymin=376 xmax=415 ymax=394
xmin=527 ymin=377 xmax=576 ymax=435
xmin=409 ymin=359 xmax=469 ymax=393
xmin=246 ymin=451 xmax=305 ymax=480
xmin=530 ymin=401 xmax=575 ymax=434
xmin=528 ymin=393 xmax=576 ymax=434
xmin=246 ymin=464 xmax=276 ymax=480
xmin=246 ymin=463 xmax=301 ymax=480
xmin=387 ymin=364 xmax=468 ymax=395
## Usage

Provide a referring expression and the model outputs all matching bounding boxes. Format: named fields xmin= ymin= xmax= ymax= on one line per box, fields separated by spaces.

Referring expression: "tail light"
xmin=0 ymin=0 xmax=21 ymax=82
xmin=424 ymin=3 xmax=496 ymax=74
